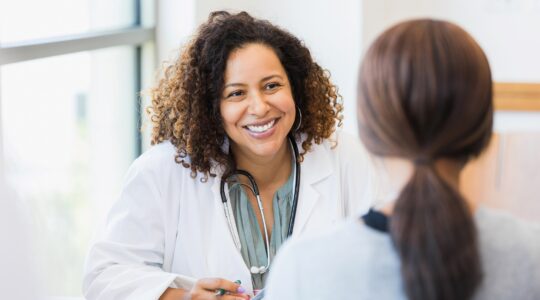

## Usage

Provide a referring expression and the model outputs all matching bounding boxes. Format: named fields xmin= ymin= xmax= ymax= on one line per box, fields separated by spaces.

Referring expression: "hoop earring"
xmin=220 ymin=135 xmax=230 ymax=154
xmin=294 ymin=106 xmax=302 ymax=133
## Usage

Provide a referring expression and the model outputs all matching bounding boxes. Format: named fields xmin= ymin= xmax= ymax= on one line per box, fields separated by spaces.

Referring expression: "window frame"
xmin=0 ymin=0 xmax=155 ymax=177
xmin=0 ymin=1 xmax=155 ymax=297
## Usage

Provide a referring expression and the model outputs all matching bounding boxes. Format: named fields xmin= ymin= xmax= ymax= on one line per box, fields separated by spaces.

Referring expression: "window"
xmin=1 ymin=0 xmax=136 ymax=43
xmin=0 ymin=0 xmax=155 ymax=297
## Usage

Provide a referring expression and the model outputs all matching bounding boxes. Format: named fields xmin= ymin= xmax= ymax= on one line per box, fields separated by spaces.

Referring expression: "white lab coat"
xmin=82 ymin=131 xmax=373 ymax=300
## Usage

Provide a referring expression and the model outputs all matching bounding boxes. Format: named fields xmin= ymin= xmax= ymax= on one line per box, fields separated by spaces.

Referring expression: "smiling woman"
xmin=220 ymin=44 xmax=296 ymax=168
xmin=82 ymin=11 xmax=374 ymax=300
xmin=148 ymin=11 xmax=344 ymax=181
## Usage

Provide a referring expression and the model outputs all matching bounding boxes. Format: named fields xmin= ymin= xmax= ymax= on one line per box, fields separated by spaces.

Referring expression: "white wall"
xmin=156 ymin=0 xmax=196 ymax=64
xmin=157 ymin=0 xmax=540 ymax=134
xmin=362 ymin=0 xmax=540 ymax=82
xmin=362 ymin=0 xmax=540 ymax=132
xmin=157 ymin=0 xmax=363 ymax=135
xmin=0 ymin=72 xmax=4 ymax=180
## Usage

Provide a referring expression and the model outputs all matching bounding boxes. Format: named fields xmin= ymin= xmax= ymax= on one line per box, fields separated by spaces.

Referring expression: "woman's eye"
xmin=227 ymin=90 xmax=244 ymax=98
xmin=265 ymin=82 xmax=281 ymax=90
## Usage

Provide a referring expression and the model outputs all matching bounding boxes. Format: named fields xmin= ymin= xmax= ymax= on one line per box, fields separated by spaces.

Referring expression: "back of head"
xmin=357 ymin=19 xmax=493 ymax=300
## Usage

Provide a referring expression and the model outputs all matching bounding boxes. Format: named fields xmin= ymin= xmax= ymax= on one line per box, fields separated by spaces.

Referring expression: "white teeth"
xmin=246 ymin=119 xmax=276 ymax=133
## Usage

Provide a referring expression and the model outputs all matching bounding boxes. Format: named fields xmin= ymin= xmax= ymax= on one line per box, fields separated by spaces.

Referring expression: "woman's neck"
xmin=231 ymin=140 xmax=293 ymax=191
xmin=377 ymin=157 xmax=474 ymax=216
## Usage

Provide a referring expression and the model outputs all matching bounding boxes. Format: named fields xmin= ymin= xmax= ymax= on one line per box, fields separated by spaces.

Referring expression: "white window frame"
xmin=0 ymin=0 xmax=155 ymax=180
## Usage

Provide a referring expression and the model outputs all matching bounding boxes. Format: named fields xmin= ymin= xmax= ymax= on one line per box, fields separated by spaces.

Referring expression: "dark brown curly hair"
xmin=148 ymin=11 xmax=343 ymax=180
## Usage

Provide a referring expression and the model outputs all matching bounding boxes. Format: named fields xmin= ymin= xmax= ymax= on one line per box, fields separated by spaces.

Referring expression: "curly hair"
xmin=148 ymin=11 xmax=343 ymax=180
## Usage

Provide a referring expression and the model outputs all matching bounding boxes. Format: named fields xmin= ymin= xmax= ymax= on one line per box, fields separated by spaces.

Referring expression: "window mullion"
xmin=0 ymin=27 xmax=154 ymax=66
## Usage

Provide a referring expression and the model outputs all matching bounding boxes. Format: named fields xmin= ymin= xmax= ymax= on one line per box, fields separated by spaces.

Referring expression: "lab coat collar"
xmin=207 ymin=137 xmax=334 ymax=292
xmin=290 ymin=137 xmax=333 ymax=236
xmin=210 ymin=136 xmax=335 ymax=237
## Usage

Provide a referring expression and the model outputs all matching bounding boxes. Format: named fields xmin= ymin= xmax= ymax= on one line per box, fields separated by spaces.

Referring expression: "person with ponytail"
xmin=265 ymin=19 xmax=540 ymax=300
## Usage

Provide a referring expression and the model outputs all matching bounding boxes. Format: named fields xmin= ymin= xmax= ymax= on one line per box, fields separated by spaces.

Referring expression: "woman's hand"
xmin=160 ymin=278 xmax=249 ymax=300
xmin=187 ymin=278 xmax=249 ymax=300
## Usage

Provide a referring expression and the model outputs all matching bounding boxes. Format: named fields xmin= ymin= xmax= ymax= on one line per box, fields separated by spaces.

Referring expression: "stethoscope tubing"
xmin=219 ymin=135 xmax=301 ymax=273
xmin=287 ymin=135 xmax=301 ymax=237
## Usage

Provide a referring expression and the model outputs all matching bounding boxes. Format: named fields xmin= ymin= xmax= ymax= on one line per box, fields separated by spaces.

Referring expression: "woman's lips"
xmin=243 ymin=118 xmax=279 ymax=139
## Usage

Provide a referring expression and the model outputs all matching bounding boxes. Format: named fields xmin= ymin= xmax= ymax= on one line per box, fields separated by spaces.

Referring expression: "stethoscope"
xmin=220 ymin=135 xmax=301 ymax=275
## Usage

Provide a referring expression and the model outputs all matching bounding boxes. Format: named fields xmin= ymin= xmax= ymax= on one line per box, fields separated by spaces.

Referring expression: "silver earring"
xmin=294 ymin=106 xmax=302 ymax=132
xmin=220 ymin=135 xmax=230 ymax=154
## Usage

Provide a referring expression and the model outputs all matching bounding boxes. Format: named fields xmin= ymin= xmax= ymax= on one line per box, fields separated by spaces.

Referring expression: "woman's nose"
xmin=247 ymin=92 xmax=270 ymax=116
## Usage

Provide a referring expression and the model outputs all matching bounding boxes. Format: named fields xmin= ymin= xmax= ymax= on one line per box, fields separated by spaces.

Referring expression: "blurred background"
xmin=0 ymin=0 xmax=539 ymax=298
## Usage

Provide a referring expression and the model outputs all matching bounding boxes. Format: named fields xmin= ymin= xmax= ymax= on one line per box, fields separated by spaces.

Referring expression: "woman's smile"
xmin=244 ymin=117 xmax=280 ymax=138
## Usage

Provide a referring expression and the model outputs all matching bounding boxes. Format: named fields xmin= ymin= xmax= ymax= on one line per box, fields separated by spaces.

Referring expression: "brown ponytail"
xmin=392 ymin=163 xmax=481 ymax=299
xmin=357 ymin=19 xmax=493 ymax=300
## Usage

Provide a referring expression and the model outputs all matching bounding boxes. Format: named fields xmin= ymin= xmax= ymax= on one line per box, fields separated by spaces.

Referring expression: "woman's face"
xmin=220 ymin=43 xmax=296 ymax=162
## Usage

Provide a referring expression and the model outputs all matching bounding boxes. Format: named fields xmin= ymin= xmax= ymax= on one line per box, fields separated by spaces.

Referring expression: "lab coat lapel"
xmin=208 ymin=171 xmax=253 ymax=291
xmin=291 ymin=141 xmax=333 ymax=236
xmin=209 ymin=174 xmax=244 ymax=256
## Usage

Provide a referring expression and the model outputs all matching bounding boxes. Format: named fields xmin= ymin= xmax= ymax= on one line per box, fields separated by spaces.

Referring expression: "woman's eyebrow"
xmin=223 ymin=82 xmax=247 ymax=89
xmin=224 ymin=74 xmax=284 ymax=89
xmin=260 ymin=74 xmax=283 ymax=82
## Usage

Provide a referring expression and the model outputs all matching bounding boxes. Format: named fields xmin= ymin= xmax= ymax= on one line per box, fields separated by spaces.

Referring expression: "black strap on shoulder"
xmin=361 ymin=209 xmax=389 ymax=233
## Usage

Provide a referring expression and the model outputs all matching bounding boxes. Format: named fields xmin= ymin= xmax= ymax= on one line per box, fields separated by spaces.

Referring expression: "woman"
xmin=266 ymin=19 xmax=540 ymax=300
xmin=82 ymin=11 xmax=373 ymax=300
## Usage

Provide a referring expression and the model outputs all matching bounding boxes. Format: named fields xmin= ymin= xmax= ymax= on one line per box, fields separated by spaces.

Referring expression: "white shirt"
xmin=82 ymin=132 xmax=374 ymax=299
xmin=265 ymin=207 xmax=540 ymax=300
